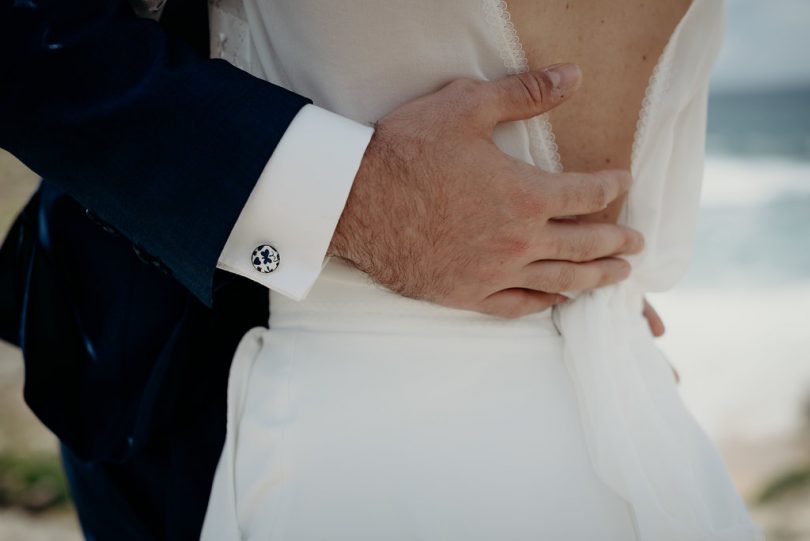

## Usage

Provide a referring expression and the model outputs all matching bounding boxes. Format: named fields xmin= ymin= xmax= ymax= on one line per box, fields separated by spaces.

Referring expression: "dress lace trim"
xmin=630 ymin=31 xmax=676 ymax=173
xmin=482 ymin=0 xmax=681 ymax=182
xmin=482 ymin=0 xmax=563 ymax=174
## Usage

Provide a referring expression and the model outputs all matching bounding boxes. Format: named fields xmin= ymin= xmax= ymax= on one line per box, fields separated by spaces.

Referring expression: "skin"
xmin=329 ymin=65 xmax=644 ymax=319
xmin=329 ymin=1 xmax=689 ymax=359
xmin=508 ymin=0 xmax=693 ymax=222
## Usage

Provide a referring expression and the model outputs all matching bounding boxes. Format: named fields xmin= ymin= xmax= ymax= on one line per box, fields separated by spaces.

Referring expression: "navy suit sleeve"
xmin=0 ymin=0 xmax=311 ymax=306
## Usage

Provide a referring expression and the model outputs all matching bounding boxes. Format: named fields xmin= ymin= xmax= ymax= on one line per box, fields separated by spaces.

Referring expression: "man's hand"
xmin=329 ymin=63 xmax=645 ymax=319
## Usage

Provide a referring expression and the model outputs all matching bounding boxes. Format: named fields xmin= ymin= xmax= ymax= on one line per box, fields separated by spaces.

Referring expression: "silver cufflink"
xmin=251 ymin=244 xmax=280 ymax=273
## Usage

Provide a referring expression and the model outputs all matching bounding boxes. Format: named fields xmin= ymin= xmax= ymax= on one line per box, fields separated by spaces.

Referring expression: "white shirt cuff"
xmin=217 ymin=104 xmax=375 ymax=300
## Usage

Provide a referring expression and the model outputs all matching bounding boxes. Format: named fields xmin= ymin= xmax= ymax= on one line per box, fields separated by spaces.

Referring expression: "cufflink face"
xmin=251 ymin=244 xmax=280 ymax=273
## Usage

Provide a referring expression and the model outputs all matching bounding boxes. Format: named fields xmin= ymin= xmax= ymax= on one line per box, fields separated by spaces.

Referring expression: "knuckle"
xmin=477 ymin=263 xmax=508 ymax=288
xmin=557 ymin=187 xmax=576 ymax=214
xmin=447 ymin=77 xmax=482 ymax=95
xmin=444 ymin=77 xmax=484 ymax=111
xmin=591 ymin=181 xmax=610 ymax=209
xmin=495 ymin=236 xmax=532 ymax=259
xmin=545 ymin=236 xmax=565 ymax=260
xmin=517 ymin=196 xmax=548 ymax=218
xmin=552 ymin=265 xmax=577 ymax=291
xmin=574 ymin=234 xmax=601 ymax=261
xmin=514 ymin=71 xmax=551 ymax=107
xmin=510 ymin=181 xmax=549 ymax=217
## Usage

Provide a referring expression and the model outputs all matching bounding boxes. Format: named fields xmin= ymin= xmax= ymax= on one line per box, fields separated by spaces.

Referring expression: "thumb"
xmin=485 ymin=63 xmax=582 ymax=125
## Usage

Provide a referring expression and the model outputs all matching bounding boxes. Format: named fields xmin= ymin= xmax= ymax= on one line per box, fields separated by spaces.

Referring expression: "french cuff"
xmin=217 ymin=104 xmax=375 ymax=300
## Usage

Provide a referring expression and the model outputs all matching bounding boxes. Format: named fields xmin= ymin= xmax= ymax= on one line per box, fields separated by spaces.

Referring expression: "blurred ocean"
xmin=652 ymin=86 xmax=810 ymax=441
xmin=695 ymin=86 xmax=810 ymax=287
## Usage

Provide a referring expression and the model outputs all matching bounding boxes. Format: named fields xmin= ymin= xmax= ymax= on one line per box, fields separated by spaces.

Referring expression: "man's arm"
xmin=0 ymin=0 xmax=310 ymax=306
xmin=1 ymin=1 xmax=648 ymax=319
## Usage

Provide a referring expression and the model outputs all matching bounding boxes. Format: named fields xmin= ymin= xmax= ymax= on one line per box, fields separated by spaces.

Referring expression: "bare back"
xmin=508 ymin=0 xmax=692 ymax=222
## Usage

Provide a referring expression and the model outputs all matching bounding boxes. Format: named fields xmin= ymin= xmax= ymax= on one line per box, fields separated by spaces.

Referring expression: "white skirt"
xmin=201 ymin=258 xmax=639 ymax=540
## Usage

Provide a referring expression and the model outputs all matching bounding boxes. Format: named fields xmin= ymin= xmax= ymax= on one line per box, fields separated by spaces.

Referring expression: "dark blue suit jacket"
xmin=0 ymin=0 xmax=312 ymax=538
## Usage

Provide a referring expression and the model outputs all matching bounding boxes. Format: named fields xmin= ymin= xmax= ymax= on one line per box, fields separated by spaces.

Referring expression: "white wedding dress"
xmin=201 ymin=1 xmax=763 ymax=539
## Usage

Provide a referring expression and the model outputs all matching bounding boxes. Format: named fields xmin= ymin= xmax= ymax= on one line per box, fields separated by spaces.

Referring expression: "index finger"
xmin=543 ymin=170 xmax=633 ymax=217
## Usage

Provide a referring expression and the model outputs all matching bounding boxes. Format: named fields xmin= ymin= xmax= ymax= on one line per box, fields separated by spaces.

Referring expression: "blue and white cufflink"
xmin=251 ymin=244 xmax=280 ymax=273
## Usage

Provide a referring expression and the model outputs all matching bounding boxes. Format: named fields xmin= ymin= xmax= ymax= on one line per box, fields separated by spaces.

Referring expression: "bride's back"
xmin=508 ymin=0 xmax=693 ymax=223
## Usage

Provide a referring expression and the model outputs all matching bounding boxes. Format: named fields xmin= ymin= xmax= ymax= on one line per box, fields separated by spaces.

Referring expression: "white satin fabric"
xmin=203 ymin=261 xmax=642 ymax=540
xmin=202 ymin=0 xmax=763 ymax=539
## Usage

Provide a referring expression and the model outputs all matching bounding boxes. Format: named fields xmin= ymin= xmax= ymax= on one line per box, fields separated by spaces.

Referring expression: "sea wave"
xmin=701 ymin=155 xmax=810 ymax=208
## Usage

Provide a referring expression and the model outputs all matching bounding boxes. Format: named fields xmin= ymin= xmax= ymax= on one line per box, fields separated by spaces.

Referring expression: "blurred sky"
xmin=711 ymin=0 xmax=810 ymax=92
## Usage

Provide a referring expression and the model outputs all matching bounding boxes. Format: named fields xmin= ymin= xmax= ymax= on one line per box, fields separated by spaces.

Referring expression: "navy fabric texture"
xmin=0 ymin=0 xmax=310 ymax=305
xmin=0 ymin=1 xmax=311 ymax=538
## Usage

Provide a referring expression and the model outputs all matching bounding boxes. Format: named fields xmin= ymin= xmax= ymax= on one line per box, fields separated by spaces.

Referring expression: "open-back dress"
xmin=201 ymin=1 xmax=762 ymax=539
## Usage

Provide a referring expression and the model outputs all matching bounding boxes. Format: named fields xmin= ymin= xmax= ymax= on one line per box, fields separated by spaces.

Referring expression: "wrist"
xmin=327 ymin=127 xmax=386 ymax=261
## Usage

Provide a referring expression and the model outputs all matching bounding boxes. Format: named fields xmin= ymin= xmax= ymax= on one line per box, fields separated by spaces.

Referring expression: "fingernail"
xmin=554 ymin=294 xmax=570 ymax=304
xmin=543 ymin=63 xmax=582 ymax=95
